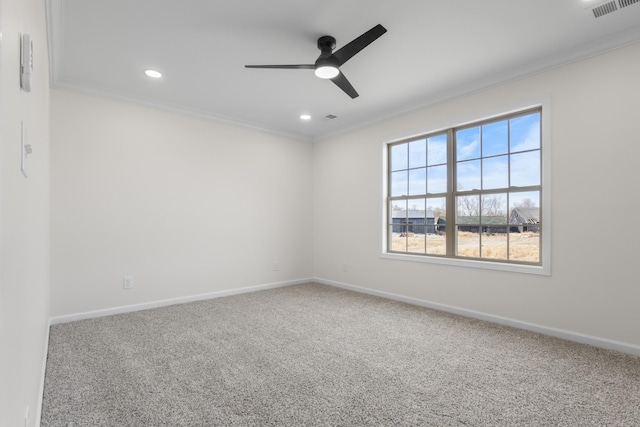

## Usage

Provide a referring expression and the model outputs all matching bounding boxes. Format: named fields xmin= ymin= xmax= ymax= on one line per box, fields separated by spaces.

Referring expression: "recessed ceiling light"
xmin=300 ymin=114 xmax=311 ymax=120
xmin=145 ymin=69 xmax=162 ymax=78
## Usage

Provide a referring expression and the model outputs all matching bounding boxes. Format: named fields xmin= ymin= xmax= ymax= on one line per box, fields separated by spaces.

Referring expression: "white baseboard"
xmin=47 ymin=276 xmax=640 ymax=356
xmin=315 ymin=277 xmax=640 ymax=357
xmin=50 ymin=278 xmax=313 ymax=325
xmin=36 ymin=317 xmax=50 ymax=427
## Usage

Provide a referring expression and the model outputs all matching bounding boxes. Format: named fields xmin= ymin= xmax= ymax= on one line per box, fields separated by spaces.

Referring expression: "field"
xmin=391 ymin=231 xmax=540 ymax=262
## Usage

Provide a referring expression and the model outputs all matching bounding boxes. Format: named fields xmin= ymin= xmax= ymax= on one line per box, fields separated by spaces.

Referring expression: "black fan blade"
xmin=245 ymin=64 xmax=314 ymax=69
xmin=331 ymin=72 xmax=359 ymax=99
xmin=332 ymin=24 xmax=387 ymax=66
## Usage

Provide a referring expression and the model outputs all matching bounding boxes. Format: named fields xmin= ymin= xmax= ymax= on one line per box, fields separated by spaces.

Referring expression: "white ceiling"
xmin=46 ymin=0 xmax=640 ymax=141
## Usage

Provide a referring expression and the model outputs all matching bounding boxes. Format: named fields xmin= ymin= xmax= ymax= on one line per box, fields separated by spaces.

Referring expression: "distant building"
xmin=391 ymin=208 xmax=435 ymax=234
xmin=435 ymin=207 xmax=540 ymax=234
xmin=456 ymin=216 xmax=508 ymax=234
xmin=509 ymin=207 xmax=540 ymax=233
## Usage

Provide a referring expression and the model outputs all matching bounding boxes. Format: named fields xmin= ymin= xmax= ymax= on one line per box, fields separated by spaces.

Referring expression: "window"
xmin=386 ymin=107 xmax=546 ymax=272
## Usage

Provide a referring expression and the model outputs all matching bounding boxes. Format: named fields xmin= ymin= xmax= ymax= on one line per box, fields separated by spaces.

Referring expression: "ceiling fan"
xmin=245 ymin=24 xmax=387 ymax=99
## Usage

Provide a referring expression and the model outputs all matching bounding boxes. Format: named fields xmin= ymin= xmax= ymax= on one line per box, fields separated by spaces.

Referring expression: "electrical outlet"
xmin=273 ymin=262 xmax=279 ymax=271
xmin=123 ymin=276 xmax=134 ymax=289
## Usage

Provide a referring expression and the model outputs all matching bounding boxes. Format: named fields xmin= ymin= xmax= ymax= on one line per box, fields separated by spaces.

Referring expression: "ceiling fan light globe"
xmin=315 ymin=65 xmax=339 ymax=79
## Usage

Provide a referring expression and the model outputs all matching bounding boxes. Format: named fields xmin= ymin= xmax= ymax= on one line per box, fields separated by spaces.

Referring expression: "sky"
xmin=389 ymin=111 xmax=541 ymax=217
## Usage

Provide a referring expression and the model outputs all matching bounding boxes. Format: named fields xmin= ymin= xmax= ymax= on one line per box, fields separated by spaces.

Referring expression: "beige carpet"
xmin=42 ymin=283 xmax=640 ymax=426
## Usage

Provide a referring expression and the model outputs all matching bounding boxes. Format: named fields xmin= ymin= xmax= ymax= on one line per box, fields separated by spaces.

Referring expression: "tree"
xmin=516 ymin=198 xmax=537 ymax=208
xmin=482 ymin=195 xmax=506 ymax=216
xmin=432 ymin=206 xmax=445 ymax=219
xmin=457 ymin=195 xmax=480 ymax=216
xmin=456 ymin=194 xmax=505 ymax=217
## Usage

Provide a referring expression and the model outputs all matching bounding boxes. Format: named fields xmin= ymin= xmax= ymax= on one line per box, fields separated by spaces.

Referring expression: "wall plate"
xmin=21 ymin=34 xmax=33 ymax=92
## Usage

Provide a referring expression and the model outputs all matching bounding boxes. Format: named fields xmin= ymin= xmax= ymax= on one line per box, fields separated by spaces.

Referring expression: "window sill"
xmin=380 ymin=252 xmax=550 ymax=276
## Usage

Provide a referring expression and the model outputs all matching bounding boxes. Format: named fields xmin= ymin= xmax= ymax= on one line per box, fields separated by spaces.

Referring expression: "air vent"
xmin=589 ymin=0 xmax=639 ymax=17
xmin=619 ymin=0 xmax=640 ymax=8
xmin=592 ymin=1 xmax=618 ymax=17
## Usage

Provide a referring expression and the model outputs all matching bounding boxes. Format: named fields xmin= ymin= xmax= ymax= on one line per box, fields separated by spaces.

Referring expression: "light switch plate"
xmin=21 ymin=34 xmax=33 ymax=92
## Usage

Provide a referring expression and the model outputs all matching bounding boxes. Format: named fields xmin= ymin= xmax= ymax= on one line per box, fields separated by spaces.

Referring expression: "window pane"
xmin=427 ymin=197 xmax=447 ymax=255
xmin=426 ymin=233 xmax=446 ymax=255
xmin=408 ymin=198 xmax=427 ymax=254
xmin=390 ymin=199 xmax=407 ymax=253
xmin=481 ymin=193 xmax=507 ymax=220
xmin=408 ymin=168 xmax=427 ymax=195
xmin=409 ymin=139 xmax=427 ymax=169
xmin=405 ymin=198 xmax=426 ymax=254
xmin=509 ymin=191 xmax=539 ymax=212
xmin=390 ymin=143 xmax=408 ymax=171
xmin=427 ymin=165 xmax=447 ymax=194
xmin=390 ymin=199 xmax=407 ymax=222
xmin=407 ymin=233 xmax=426 ymax=254
xmin=456 ymin=196 xmax=481 ymax=257
xmin=510 ymin=113 xmax=540 ymax=152
xmin=391 ymin=198 xmax=431 ymax=254
xmin=407 ymin=198 xmax=426 ymax=213
xmin=508 ymin=191 xmax=540 ymax=262
xmin=390 ymin=225 xmax=407 ymax=252
xmin=457 ymin=159 xmax=481 ymax=191
xmin=427 ymin=134 xmax=447 ymax=165
xmin=456 ymin=127 xmax=480 ymax=161
xmin=482 ymin=120 xmax=508 ymax=157
xmin=481 ymin=233 xmax=508 ymax=260
xmin=509 ymin=233 xmax=540 ymax=262
xmin=482 ymin=155 xmax=508 ymax=189
xmin=390 ymin=170 xmax=408 ymax=196
xmin=456 ymin=195 xmax=480 ymax=219
xmin=427 ymin=197 xmax=447 ymax=228
xmin=406 ymin=198 xmax=427 ymax=236
xmin=510 ymin=151 xmax=540 ymax=187
xmin=456 ymin=226 xmax=480 ymax=257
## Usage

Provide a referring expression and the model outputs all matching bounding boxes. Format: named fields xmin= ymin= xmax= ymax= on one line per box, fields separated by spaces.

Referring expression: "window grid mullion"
xmin=446 ymin=129 xmax=456 ymax=256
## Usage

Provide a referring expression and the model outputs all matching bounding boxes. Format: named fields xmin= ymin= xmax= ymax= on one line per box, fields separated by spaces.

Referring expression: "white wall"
xmin=50 ymin=90 xmax=313 ymax=316
xmin=50 ymin=43 xmax=640 ymax=352
xmin=314 ymin=42 xmax=640 ymax=349
xmin=0 ymin=0 xmax=50 ymax=425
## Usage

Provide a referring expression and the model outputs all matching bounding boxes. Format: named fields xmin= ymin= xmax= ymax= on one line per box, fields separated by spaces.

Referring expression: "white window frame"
xmin=381 ymin=99 xmax=551 ymax=276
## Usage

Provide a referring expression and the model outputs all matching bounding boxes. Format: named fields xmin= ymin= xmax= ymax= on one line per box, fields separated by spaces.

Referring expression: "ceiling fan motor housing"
xmin=317 ymin=36 xmax=336 ymax=53
xmin=314 ymin=36 xmax=339 ymax=79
